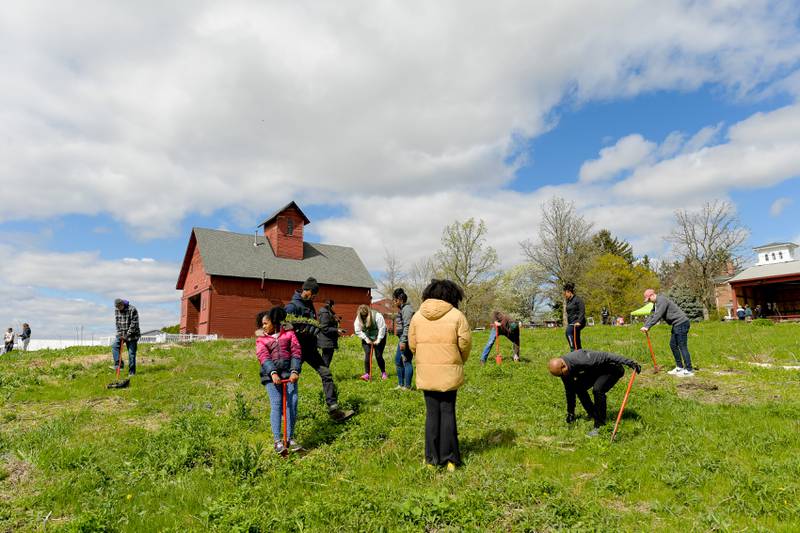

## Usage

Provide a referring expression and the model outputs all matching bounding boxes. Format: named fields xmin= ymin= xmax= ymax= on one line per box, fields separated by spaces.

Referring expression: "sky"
xmin=2 ymin=1 xmax=800 ymax=337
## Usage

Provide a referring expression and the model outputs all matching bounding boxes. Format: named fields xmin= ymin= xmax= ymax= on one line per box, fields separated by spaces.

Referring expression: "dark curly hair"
xmin=422 ymin=279 xmax=464 ymax=308
xmin=255 ymin=306 xmax=287 ymax=328
xmin=563 ymin=282 xmax=575 ymax=293
xmin=392 ymin=287 xmax=408 ymax=303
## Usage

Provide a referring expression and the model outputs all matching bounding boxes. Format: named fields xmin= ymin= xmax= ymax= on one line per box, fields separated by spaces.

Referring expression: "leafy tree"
xmin=521 ymin=197 xmax=594 ymax=324
xmin=582 ymin=254 xmax=660 ymax=322
xmin=378 ymin=249 xmax=405 ymax=301
xmin=592 ymin=229 xmax=634 ymax=265
xmin=667 ymin=284 xmax=704 ymax=321
xmin=435 ymin=218 xmax=499 ymax=325
xmin=161 ymin=324 xmax=180 ymax=334
xmin=493 ymin=263 xmax=547 ymax=322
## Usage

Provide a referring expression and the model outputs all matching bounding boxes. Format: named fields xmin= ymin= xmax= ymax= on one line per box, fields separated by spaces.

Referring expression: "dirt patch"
xmin=120 ymin=412 xmax=170 ymax=431
xmin=84 ymin=396 xmax=136 ymax=413
xmin=677 ymin=381 xmax=719 ymax=392
xmin=712 ymin=369 xmax=746 ymax=376
xmin=0 ymin=454 xmax=34 ymax=488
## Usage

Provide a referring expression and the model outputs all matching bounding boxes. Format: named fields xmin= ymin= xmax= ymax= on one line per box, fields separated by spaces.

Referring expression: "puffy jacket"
xmin=409 ymin=299 xmax=471 ymax=392
xmin=284 ymin=290 xmax=318 ymax=352
xmin=257 ymin=328 xmax=302 ymax=383
xmin=395 ymin=302 xmax=414 ymax=343
xmin=316 ymin=305 xmax=339 ymax=349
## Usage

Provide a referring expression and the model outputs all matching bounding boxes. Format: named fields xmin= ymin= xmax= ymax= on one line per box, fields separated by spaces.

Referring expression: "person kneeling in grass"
xmin=548 ymin=350 xmax=640 ymax=438
xmin=354 ymin=304 xmax=388 ymax=381
xmin=256 ymin=307 xmax=303 ymax=454
xmin=410 ymin=279 xmax=471 ymax=471
xmin=480 ymin=310 xmax=521 ymax=363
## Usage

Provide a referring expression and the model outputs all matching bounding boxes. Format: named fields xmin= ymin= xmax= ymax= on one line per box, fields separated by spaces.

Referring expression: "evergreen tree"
xmin=667 ymin=284 xmax=704 ymax=321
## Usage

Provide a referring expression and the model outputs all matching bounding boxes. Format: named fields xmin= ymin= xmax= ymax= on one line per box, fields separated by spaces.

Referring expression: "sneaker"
xmin=513 ymin=355 xmax=520 ymax=362
xmin=667 ymin=367 xmax=684 ymax=375
xmin=360 ymin=373 xmax=371 ymax=381
xmin=274 ymin=441 xmax=286 ymax=454
xmin=446 ymin=462 xmax=457 ymax=472
xmin=679 ymin=369 xmax=695 ymax=377
xmin=393 ymin=385 xmax=404 ymax=390
xmin=586 ymin=428 xmax=600 ymax=438
xmin=381 ymin=372 xmax=388 ymax=380
xmin=288 ymin=439 xmax=304 ymax=452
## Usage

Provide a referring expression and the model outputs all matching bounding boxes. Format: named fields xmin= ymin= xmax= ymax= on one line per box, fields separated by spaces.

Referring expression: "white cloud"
xmin=1 ymin=1 xmax=799 ymax=236
xmin=579 ymin=134 xmax=655 ymax=183
xmin=0 ymin=245 xmax=180 ymax=337
xmin=770 ymin=197 xmax=793 ymax=217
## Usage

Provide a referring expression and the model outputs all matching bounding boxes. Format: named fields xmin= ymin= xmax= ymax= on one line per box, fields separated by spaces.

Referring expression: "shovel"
xmin=645 ymin=331 xmax=660 ymax=373
xmin=610 ymin=370 xmax=637 ymax=442
xmin=495 ymin=324 xmax=502 ymax=365
xmin=107 ymin=337 xmax=130 ymax=389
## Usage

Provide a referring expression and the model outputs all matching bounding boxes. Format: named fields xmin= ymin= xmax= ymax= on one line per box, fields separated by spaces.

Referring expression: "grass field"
xmin=1 ymin=321 xmax=799 ymax=532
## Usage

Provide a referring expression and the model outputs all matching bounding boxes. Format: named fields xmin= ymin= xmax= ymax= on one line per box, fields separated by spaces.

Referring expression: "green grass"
xmin=1 ymin=321 xmax=799 ymax=532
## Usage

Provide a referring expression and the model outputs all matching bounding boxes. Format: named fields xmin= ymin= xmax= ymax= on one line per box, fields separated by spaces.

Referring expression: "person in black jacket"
xmin=548 ymin=349 xmax=640 ymax=437
xmin=316 ymin=299 xmax=341 ymax=367
xmin=564 ymin=283 xmax=586 ymax=350
xmin=285 ymin=278 xmax=354 ymax=422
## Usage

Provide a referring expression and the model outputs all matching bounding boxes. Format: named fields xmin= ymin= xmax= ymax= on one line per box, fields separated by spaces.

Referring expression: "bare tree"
xmin=406 ymin=257 xmax=438 ymax=310
xmin=378 ymin=249 xmax=405 ymax=300
xmin=520 ymin=197 xmax=595 ymax=324
xmin=435 ymin=218 xmax=499 ymax=325
xmin=666 ymin=200 xmax=749 ymax=317
xmin=494 ymin=263 xmax=547 ymax=322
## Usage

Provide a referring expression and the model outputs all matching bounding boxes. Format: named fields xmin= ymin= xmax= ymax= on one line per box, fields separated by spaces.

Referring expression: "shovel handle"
xmin=645 ymin=332 xmax=659 ymax=371
xmin=610 ymin=370 xmax=637 ymax=442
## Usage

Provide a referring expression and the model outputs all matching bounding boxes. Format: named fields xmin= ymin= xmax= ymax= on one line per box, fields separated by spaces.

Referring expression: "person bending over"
xmin=548 ymin=350 xmax=640 ymax=437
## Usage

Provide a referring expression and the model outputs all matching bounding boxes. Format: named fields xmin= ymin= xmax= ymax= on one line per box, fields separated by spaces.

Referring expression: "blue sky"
xmin=2 ymin=1 xmax=799 ymax=336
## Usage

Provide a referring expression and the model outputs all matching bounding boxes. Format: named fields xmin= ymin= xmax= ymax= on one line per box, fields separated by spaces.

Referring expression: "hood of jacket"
xmin=418 ymin=299 xmax=453 ymax=321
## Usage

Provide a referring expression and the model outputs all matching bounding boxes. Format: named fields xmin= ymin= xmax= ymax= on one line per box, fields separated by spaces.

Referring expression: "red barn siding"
xmin=200 ymin=276 xmax=372 ymax=338
xmin=264 ymin=207 xmax=305 ymax=260
xmin=180 ymin=245 xmax=212 ymax=334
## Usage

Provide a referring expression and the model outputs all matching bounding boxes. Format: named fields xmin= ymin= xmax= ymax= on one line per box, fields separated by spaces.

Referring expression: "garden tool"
xmin=107 ymin=337 xmax=130 ymax=389
xmin=645 ymin=331 xmax=660 ymax=373
xmin=610 ymin=369 xmax=637 ymax=443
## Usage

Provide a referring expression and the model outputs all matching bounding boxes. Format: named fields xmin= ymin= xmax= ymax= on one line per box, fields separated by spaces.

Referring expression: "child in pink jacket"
xmin=256 ymin=306 xmax=302 ymax=454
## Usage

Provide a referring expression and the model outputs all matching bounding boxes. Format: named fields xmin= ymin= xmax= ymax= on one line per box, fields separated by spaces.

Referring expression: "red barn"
xmin=176 ymin=202 xmax=376 ymax=338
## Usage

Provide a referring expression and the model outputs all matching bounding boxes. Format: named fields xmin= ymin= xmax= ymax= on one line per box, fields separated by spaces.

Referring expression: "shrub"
xmin=752 ymin=318 xmax=774 ymax=327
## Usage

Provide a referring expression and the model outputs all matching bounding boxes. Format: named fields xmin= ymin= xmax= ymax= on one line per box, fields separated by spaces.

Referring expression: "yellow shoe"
xmin=446 ymin=462 xmax=456 ymax=472
xmin=425 ymin=463 xmax=435 ymax=470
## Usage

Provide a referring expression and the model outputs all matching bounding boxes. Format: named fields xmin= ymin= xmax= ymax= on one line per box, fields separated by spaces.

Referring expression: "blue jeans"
xmin=670 ymin=321 xmax=693 ymax=371
xmin=112 ymin=337 xmax=138 ymax=374
xmin=480 ymin=327 xmax=497 ymax=362
xmin=395 ymin=343 xmax=413 ymax=388
xmin=266 ymin=381 xmax=298 ymax=442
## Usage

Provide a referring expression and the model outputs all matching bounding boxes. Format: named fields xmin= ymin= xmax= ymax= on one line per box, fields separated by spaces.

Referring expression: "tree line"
xmin=380 ymin=197 xmax=748 ymax=327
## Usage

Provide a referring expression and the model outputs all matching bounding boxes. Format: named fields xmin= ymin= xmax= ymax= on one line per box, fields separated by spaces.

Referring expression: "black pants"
xmin=303 ymin=348 xmax=339 ymax=409
xmin=321 ymin=347 xmax=335 ymax=367
xmin=566 ymin=324 xmax=583 ymax=350
xmin=577 ymin=366 xmax=624 ymax=427
xmin=423 ymin=390 xmax=460 ymax=466
xmin=361 ymin=337 xmax=387 ymax=374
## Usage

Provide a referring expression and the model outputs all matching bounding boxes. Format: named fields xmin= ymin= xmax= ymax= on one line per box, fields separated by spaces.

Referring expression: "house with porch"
xmin=727 ymin=242 xmax=800 ymax=320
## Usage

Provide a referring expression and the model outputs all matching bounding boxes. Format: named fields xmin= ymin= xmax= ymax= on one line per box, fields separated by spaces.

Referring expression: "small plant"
xmin=231 ymin=392 xmax=254 ymax=422
xmin=227 ymin=440 xmax=265 ymax=480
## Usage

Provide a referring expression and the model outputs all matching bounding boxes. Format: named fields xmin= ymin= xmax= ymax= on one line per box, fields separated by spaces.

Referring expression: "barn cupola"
xmin=258 ymin=201 xmax=310 ymax=260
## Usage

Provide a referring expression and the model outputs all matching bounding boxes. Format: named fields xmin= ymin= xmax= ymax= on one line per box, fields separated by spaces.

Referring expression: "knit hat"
xmin=302 ymin=277 xmax=319 ymax=294
xmin=114 ymin=298 xmax=126 ymax=308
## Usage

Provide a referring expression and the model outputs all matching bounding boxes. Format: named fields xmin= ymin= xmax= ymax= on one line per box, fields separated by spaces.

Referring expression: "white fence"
xmin=11 ymin=334 xmax=218 ymax=352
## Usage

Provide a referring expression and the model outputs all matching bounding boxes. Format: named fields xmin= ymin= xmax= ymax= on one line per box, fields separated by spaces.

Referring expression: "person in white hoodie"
xmin=354 ymin=304 xmax=388 ymax=381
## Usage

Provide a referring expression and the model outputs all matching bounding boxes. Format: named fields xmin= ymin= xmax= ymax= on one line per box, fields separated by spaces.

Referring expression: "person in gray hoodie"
xmin=392 ymin=288 xmax=415 ymax=390
xmin=640 ymin=289 xmax=694 ymax=376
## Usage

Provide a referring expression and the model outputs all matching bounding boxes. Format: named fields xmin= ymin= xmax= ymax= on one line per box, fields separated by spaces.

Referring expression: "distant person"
xmin=548 ymin=350 xmax=641 ymax=437
xmin=736 ymin=305 xmax=746 ymax=320
xmin=316 ymin=299 xmax=341 ymax=367
xmin=480 ymin=311 xmax=520 ymax=363
xmin=409 ymin=279 xmax=471 ymax=470
xmin=754 ymin=304 xmax=762 ymax=319
xmin=113 ymin=299 xmax=140 ymax=375
xmin=392 ymin=288 xmax=415 ymax=390
xmin=285 ymin=277 xmax=354 ymax=422
xmin=564 ymin=282 xmax=586 ymax=350
xmin=19 ymin=323 xmax=31 ymax=351
xmin=601 ymin=307 xmax=610 ymax=325
xmin=256 ymin=306 xmax=303 ymax=454
xmin=3 ymin=328 xmax=14 ymax=354
xmin=745 ymin=305 xmax=753 ymax=321
xmin=640 ymin=289 xmax=694 ymax=377
xmin=354 ymin=304 xmax=388 ymax=381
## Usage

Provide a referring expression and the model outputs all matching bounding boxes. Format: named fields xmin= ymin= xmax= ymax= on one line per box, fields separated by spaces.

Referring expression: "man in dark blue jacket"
xmin=549 ymin=349 xmax=640 ymax=437
xmin=564 ymin=282 xmax=586 ymax=350
xmin=285 ymin=277 xmax=354 ymax=422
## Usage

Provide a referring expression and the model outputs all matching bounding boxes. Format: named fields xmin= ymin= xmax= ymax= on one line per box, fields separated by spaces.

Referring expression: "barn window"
xmin=772 ymin=252 xmax=776 ymax=260
xmin=764 ymin=254 xmax=769 ymax=262
xmin=287 ymin=218 xmax=294 ymax=235
xmin=779 ymin=251 xmax=783 ymax=259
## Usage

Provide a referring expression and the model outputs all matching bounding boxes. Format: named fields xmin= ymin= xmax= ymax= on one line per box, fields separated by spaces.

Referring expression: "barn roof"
xmin=258 ymin=201 xmax=311 ymax=228
xmin=177 ymin=227 xmax=375 ymax=289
